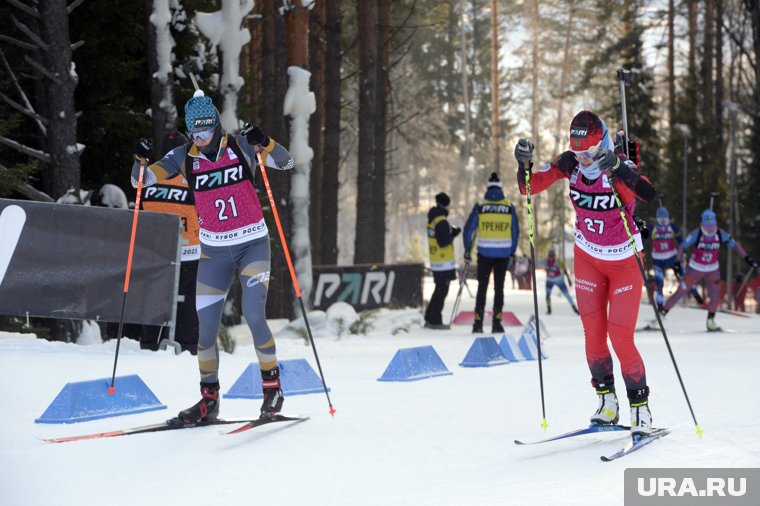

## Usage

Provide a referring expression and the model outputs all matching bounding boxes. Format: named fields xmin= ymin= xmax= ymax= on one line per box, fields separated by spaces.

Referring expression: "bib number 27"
xmin=584 ymin=218 xmax=605 ymax=235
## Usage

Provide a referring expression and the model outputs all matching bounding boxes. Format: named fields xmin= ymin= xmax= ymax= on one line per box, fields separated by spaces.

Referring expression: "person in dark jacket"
xmin=462 ymin=173 xmax=520 ymax=334
xmin=424 ymin=192 xmax=461 ymax=329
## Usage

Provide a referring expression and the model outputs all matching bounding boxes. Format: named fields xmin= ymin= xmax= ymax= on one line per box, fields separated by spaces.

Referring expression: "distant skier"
xmin=462 ymin=172 xmax=520 ymax=334
xmin=514 ymin=110 xmax=657 ymax=436
xmin=131 ymin=90 xmax=294 ymax=425
xmin=424 ymin=192 xmax=461 ymax=329
xmin=659 ymin=209 xmax=757 ymax=330
xmin=537 ymin=249 xmax=578 ymax=315
xmin=648 ymin=207 xmax=681 ymax=306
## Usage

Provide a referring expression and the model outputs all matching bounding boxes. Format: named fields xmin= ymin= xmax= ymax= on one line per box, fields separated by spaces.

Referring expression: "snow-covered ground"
xmin=2 ymin=273 xmax=759 ymax=506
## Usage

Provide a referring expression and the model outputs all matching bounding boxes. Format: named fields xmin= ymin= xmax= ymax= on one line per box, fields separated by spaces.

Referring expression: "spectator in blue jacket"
xmin=463 ymin=172 xmax=520 ymax=333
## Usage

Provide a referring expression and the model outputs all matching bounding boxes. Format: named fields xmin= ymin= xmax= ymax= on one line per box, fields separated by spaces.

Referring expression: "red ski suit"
xmin=517 ymin=150 xmax=654 ymax=393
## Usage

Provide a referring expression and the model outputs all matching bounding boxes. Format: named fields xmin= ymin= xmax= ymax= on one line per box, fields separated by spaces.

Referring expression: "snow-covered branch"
xmin=284 ymin=66 xmax=316 ymax=305
xmin=195 ymin=0 xmax=253 ymax=131
xmin=0 ymin=135 xmax=52 ymax=163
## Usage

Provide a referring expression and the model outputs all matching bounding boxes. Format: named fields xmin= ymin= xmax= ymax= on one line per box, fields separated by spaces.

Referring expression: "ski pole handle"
xmin=124 ymin=161 xmax=146 ymax=293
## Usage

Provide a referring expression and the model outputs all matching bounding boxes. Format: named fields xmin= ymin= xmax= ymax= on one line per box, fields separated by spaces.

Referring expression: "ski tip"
xmin=514 ymin=440 xmax=526 ymax=446
xmin=695 ymin=425 xmax=704 ymax=438
xmin=600 ymin=455 xmax=612 ymax=462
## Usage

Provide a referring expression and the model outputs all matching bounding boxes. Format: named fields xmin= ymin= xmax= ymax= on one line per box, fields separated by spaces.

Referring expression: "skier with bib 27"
xmin=514 ymin=110 xmax=657 ymax=436
xmin=659 ymin=209 xmax=757 ymax=331
xmin=131 ymin=90 xmax=294 ymax=425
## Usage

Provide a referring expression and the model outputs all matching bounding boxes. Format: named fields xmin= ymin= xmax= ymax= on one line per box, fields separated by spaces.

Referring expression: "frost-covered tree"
xmin=0 ymin=0 xmax=82 ymax=201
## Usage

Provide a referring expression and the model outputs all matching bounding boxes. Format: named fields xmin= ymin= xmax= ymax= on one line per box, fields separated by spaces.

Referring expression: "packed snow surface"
xmin=2 ymin=275 xmax=758 ymax=505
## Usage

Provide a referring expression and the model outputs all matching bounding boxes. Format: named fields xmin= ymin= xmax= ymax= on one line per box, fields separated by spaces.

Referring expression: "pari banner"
xmin=312 ymin=263 xmax=424 ymax=311
xmin=0 ymin=199 xmax=180 ymax=326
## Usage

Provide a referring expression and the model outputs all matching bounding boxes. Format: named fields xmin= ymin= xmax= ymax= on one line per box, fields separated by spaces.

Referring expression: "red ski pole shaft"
xmin=255 ymin=150 xmax=335 ymax=416
xmin=109 ymin=161 xmax=146 ymax=394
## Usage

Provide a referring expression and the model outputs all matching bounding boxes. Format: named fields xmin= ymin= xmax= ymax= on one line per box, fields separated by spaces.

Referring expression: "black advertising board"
xmin=0 ymin=198 xmax=180 ymax=325
xmin=311 ymin=263 xmax=423 ymax=311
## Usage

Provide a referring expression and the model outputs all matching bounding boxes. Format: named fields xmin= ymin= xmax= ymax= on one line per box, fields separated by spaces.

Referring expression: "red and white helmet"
xmin=569 ymin=110 xmax=605 ymax=153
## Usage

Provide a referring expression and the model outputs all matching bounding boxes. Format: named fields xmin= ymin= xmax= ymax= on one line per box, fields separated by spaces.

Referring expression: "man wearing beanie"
xmin=462 ymin=172 xmax=520 ymax=333
xmin=424 ymin=192 xmax=461 ymax=329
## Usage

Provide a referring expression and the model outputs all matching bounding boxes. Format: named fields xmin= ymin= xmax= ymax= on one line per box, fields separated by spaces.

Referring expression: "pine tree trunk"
xmin=309 ymin=1 xmax=325 ymax=265
xmin=38 ymin=0 xmax=80 ymax=200
xmin=260 ymin=1 xmax=293 ymax=319
xmin=354 ymin=0 xmax=382 ymax=264
xmin=145 ymin=0 xmax=178 ymax=153
xmin=490 ymin=0 xmax=500 ymax=173
xmin=321 ymin=0 xmax=341 ymax=265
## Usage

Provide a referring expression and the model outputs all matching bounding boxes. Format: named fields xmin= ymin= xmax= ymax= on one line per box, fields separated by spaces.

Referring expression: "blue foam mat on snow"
xmin=459 ymin=336 xmax=510 ymax=367
xmin=377 ymin=345 xmax=453 ymax=382
xmin=35 ymin=374 xmax=166 ymax=424
xmin=224 ymin=358 xmax=329 ymax=399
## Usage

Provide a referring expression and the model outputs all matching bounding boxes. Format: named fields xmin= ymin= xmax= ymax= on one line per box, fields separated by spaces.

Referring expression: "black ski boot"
xmin=260 ymin=366 xmax=284 ymax=417
xmin=174 ymin=381 xmax=220 ymax=426
xmin=492 ymin=313 xmax=505 ymax=334
xmin=472 ymin=314 xmax=483 ymax=333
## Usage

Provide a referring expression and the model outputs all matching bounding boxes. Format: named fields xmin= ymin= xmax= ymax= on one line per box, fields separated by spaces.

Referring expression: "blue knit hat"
xmin=701 ymin=209 xmax=716 ymax=225
xmin=184 ymin=90 xmax=217 ymax=132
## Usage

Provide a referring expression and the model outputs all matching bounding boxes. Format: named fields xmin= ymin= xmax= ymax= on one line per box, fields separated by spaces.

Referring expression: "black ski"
xmin=226 ymin=414 xmax=309 ymax=434
xmin=600 ymin=428 xmax=671 ymax=462
xmin=514 ymin=424 xmax=630 ymax=446
xmin=43 ymin=417 xmax=261 ymax=443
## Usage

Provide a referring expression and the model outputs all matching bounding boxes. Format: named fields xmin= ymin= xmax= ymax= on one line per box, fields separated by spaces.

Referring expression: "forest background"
xmin=1 ymin=0 xmax=759 ymax=338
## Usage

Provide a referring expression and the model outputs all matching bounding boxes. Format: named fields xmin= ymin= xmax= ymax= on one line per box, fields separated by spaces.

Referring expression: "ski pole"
xmin=616 ymin=69 xmax=702 ymax=437
xmin=616 ymin=68 xmax=632 ymax=159
xmin=708 ymin=191 xmax=720 ymax=211
xmin=448 ymin=262 xmax=470 ymax=327
xmin=525 ymin=166 xmax=548 ymax=431
xmin=108 ymin=160 xmax=146 ymax=394
xmin=255 ymin=150 xmax=335 ymax=416
xmin=733 ymin=268 xmax=755 ymax=311
xmin=608 ymin=178 xmax=702 ymax=437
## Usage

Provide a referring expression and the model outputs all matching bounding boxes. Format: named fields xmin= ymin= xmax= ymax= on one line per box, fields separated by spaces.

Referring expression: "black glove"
xmin=451 ymin=226 xmax=461 ymax=239
xmin=745 ymin=255 xmax=759 ymax=269
xmin=241 ymin=123 xmax=269 ymax=146
xmin=514 ymin=139 xmax=534 ymax=170
xmin=633 ymin=214 xmax=649 ymax=240
xmin=464 ymin=252 xmax=471 ymax=263
xmin=135 ymin=138 xmax=153 ymax=159
xmin=674 ymin=260 xmax=683 ymax=277
xmin=593 ymin=148 xmax=621 ymax=172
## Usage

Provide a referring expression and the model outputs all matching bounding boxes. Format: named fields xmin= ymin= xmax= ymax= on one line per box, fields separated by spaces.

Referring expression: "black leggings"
xmin=474 ymin=255 xmax=509 ymax=320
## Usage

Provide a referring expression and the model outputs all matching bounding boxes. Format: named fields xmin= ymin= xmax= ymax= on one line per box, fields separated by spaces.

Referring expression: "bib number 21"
xmin=215 ymin=196 xmax=239 ymax=221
